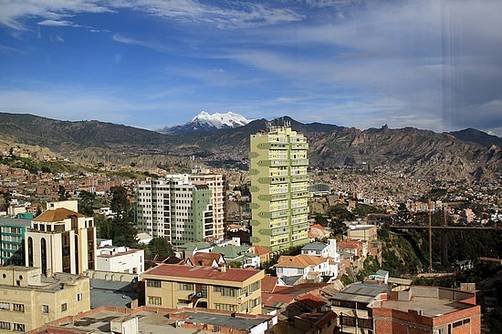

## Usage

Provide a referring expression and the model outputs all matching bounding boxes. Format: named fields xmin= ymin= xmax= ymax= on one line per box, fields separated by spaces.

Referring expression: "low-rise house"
xmin=326 ymin=281 xmax=390 ymax=334
xmin=142 ymin=264 xmax=264 ymax=314
xmin=185 ymin=252 xmax=225 ymax=268
xmin=250 ymin=245 xmax=271 ymax=264
xmin=276 ymin=255 xmax=337 ymax=285
xmin=96 ymin=245 xmax=145 ymax=274
xmin=301 ymin=239 xmax=340 ymax=261
xmin=338 ymin=239 xmax=367 ymax=258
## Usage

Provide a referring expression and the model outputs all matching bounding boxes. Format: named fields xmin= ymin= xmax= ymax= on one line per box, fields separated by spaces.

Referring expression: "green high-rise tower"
xmin=250 ymin=124 xmax=310 ymax=253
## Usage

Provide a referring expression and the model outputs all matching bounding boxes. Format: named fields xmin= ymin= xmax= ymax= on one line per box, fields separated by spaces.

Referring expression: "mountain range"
xmin=0 ymin=112 xmax=500 ymax=182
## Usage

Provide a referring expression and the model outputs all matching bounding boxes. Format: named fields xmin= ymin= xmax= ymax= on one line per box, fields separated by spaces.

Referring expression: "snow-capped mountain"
xmin=160 ymin=111 xmax=251 ymax=134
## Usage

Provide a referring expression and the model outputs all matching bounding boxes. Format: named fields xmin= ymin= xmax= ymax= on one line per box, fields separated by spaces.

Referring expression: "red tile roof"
xmin=186 ymin=252 xmax=224 ymax=267
xmin=34 ymin=208 xmax=84 ymax=222
xmin=143 ymin=264 xmax=261 ymax=282
xmin=262 ymin=276 xmax=278 ymax=293
xmin=338 ymin=239 xmax=364 ymax=250
xmin=252 ymin=245 xmax=271 ymax=256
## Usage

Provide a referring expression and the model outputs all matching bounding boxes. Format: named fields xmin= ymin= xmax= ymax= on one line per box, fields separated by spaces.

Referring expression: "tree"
xmin=78 ymin=191 xmax=96 ymax=216
xmin=110 ymin=216 xmax=137 ymax=247
xmin=147 ymin=237 xmax=174 ymax=260
xmin=58 ymin=185 xmax=68 ymax=200
xmin=110 ymin=186 xmax=129 ymax=214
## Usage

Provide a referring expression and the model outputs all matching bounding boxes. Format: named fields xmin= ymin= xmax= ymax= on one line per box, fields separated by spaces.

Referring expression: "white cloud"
xmin=0 ymin=0 xmax=304 ymax=31
xmin=38 ymin=19 xmax=78 ymax=27
xmin=112 ymin=33 xmax=173 ymax=53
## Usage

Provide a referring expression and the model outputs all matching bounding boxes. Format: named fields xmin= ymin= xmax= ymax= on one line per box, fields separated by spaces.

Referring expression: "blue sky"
xmin=0 ymin=0 xmax=501 ymax=135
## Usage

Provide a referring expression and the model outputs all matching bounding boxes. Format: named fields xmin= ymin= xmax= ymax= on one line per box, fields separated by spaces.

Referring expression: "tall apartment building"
xmin=0 ymin=266 xmax=90 ymax=332
xmin=143 ymin=264 xmax=264 ymax=314
xmin=0 ymin=217 xmax=30 ymax=266
xmin=136 ymin=175 xmax=214 ymax=246
xmin=25 ymin=200 xmax=96 ymax=276
xmin=189 ymin=170 xmax=225 ymax=241
xmin=250 ymin=125 xmax=310 ymax=253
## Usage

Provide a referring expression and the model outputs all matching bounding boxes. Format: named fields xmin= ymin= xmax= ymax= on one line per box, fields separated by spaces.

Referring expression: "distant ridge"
xmin=0 ymin=112 xmax=500 ymax=182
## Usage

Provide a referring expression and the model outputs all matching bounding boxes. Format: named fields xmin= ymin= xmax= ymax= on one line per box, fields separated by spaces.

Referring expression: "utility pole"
xmin=428 ymin=199 xmax=433 ymax=272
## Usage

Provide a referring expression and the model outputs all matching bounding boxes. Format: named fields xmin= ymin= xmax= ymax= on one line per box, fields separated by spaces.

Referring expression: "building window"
xmin=146 ymin=279 xmax=162 ymax=288
xmin=77 ymin=293 xmax=83 ymax=301
xmin=0 ymin=321 xmax=10 ymax=330
xmin=61 ymin=303 xmax=68 ymax=312
xmin=12 ymin=303 xmax=24 ymax=312
xmin=42 ymin=305 xmax=49 ymax=313
xmin=13 ymin=323 xmax=25 ymax=332
xmin=214 ymin=286 xmax=238 ymax=297
xmin=0 ymin=302 xmax=10 ymax=310
xmin=148 ymin=296 xmax=162 ymax=305
xmin=178 ymin=283 xmax=194 ymax=291
xmin=214 ymin=303 xmax=237 ymax=312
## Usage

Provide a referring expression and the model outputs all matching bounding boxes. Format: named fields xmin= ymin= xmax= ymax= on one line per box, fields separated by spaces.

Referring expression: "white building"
xmin=96 ymin=245 xmax=144 ymax=274
xmin=275 ymin=254 xmax=338 ymax=285
xmin=136 ymin=174 xmax=214 ymax=245
xmin=301 ymin=239 xmax=340 ymax=262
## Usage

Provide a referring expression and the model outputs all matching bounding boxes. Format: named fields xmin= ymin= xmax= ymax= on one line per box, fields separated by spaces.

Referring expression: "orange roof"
xmin=262 ymin=276 xmax=278 ymax=293
xmin=186 ymin=252 xmax=224 ymax=267
xmin=338 ymin=239 xmax=364 ymax=250
xmin=143 ymin=264 xmax=261 ymax=282
xmin=252 ymin=245 xmax=271 ymax=256
xmin=34 ymin=208 xmax=84 ymax=222
xmin=277 ymin=254 xmax=326 ymax=268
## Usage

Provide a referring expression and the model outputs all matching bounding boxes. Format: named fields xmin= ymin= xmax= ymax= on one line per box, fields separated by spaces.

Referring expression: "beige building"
xmin=250 ymin=125 xmax=310 ymax=253
xmin=0 ymin=266 xmax=90 ymax=333
xmin=25 ymin=201 xmax=96 ymax=276
xmin=142 ymin=264 xmax=264 ymax=314
xmin=190 ymin=170 xmax=225 ymax=241
xmin=347 ymin=224 xmax=378 ymax=242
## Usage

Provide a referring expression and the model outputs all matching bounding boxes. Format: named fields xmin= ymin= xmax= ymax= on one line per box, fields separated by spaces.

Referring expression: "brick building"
xmin=372 ymin=286 xmax=481 ymax=334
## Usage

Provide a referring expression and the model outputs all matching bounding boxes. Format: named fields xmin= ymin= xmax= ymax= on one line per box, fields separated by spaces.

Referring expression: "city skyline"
xmin=0 ymin=0 xmax=501 ymax=135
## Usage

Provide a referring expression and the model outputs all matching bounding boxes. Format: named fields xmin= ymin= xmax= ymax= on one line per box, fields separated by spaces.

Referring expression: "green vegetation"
xmin=95 ymin=186 xmax=137 ymax=247
xmin=352 ymin=203 xmax=384 ymax=217
xmin=0 ymin=155 xmax=73 ymax=174
xmin=379 ymin=227 xmax=424 ymax=276
xmin=357 ymin=256 xmax=381 ymax=281
xmin=145 ymin=237 xmax=174 ymax=260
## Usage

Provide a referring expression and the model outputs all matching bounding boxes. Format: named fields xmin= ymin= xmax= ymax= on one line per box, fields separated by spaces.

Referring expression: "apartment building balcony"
xmin=291 ymin=159 xmax=309 ymax=166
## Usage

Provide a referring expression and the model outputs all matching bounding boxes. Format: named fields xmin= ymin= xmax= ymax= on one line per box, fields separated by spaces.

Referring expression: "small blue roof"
xmin=301 ymin=241 xmax=327 ymax=252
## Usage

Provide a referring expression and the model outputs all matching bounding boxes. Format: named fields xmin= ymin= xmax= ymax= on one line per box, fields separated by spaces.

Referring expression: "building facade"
xmin=96 ymin=245 xmax=145 ymax=274
xmin=250 ymin=125 xmax=310 ymax=253
xmin=25 ymin=201 xmax=96 ymax=276
xmin=0 ymin=217 xmax=30 ymax=266
xmin=189 ymin=170 xmax=225 ymax=241
xmin=372 ymin=286 xmax=481 ymax=334
xmin=142 ymin=264 xmax=264 ymax=314
xmin=136 ymin=175 xmax=216 ymax=245
xmin=0 ymin=266 xmax=90 ymax=333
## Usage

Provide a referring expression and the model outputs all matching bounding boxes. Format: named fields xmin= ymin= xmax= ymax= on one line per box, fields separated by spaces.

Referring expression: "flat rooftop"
xmin=332 ymin=282 xmax=390 ymax=304
xmin=380 ymin=297 xmax=473 ymax=317
xmin=143 ymin=264 xmax=261 ymax=282
xmin=49 ymin=309 xmax=269 ymax=334
xmin=179 ymin=311 xmax=268 ymax=330
xmin=378 ymin=286 xmax=477 ymax=317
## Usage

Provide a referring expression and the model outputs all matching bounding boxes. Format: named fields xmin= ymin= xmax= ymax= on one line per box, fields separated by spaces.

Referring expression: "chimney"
xmin=221 ymin=264 xmax=227 ymax=272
